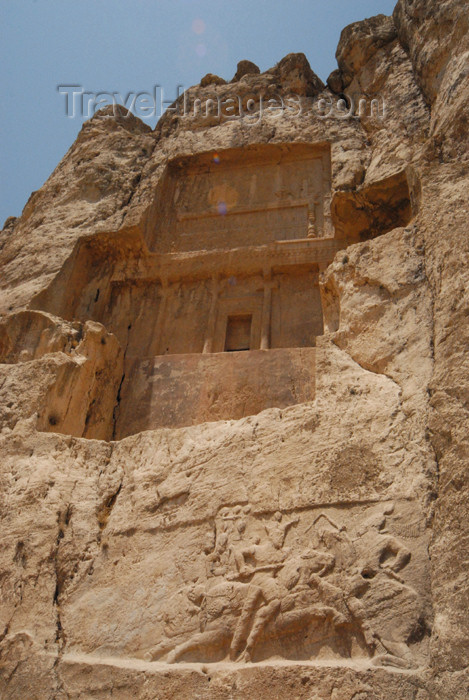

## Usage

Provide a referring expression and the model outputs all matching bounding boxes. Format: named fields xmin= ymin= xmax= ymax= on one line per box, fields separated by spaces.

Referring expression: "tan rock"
xmin=0 ymin=1 xmax=468 ymax=698
xmin=200 ymin=73 xmax=227 ymax=87
xmin=335 ymin=14 xmax=397 ymax=88
xmin=231 ymin=59 xmax=261 ymax=82
xmin=326 ymin=69 xmax=344 ymax=95
xmin=393 ymin=0 xmax=468 ymax=104
xmin=272 ymin=52 xmax=324 ymax=96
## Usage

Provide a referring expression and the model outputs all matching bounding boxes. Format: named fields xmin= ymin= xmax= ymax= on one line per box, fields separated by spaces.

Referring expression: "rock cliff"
xmin=0 ymin=1 xmax=468 ymax=698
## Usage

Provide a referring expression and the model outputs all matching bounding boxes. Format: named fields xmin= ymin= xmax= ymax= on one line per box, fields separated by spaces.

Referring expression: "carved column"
xmin=261 ymin=272 xmax=273 ymax=350
xmin=322 ymin=154 xmax=333 ymax=237
xmin=150 ymin=278 xmax=169 ymax=356
xmin=203 ymin=275 xmax=219 ymax=354
xmin=307 ymin=195 xmax=320 ymax=238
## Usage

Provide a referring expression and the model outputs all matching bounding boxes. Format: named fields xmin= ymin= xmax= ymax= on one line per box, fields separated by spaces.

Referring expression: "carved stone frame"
xmin=212 ymin=297 xmax=263 ymax=353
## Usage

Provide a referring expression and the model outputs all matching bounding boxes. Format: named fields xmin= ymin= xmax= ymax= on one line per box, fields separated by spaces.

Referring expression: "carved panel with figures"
xmin=131 ymin=500 xmax=431 ymax=667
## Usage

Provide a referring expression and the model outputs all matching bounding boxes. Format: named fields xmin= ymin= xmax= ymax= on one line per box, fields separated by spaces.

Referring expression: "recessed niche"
xmin=32 ymin=142 xmax=417 ymax=438
xmin=225 ymin=315 xmax=252 ymax=352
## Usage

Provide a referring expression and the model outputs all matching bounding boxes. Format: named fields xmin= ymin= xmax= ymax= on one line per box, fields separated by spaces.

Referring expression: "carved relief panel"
xmin=148 ymin=143 xmax=332 ymax=254
xmin=84 ymin=499 xmax=429 ymax=668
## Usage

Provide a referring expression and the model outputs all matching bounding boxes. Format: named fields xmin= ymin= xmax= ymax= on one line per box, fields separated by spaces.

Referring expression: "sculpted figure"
xmin=228 ymin=528 xmax=290 ymax=658
xmin=145 ymin=506 xmax=424 ymax=667
xmin=206 ymin=504 xmax=252 ymax=578
xmin=303 ymin=510 xmax=422 ymax=668
xmin=229 ymin=571 xmax=283 ymax=661
xmin=205 ymin=523 xmax=230 ymax=577
xmin=230 ymin=534 xmax=287 ymax=579
xmin=230 ymin=545 xmax=345 ymax=662
xmin=163 ymin=553 xmax=353 ymax=664
xmin=264 ymin=511 xmax=299 ymax=550
xmin=234 ymin=551 xmax=361 ymax=662
xmin=352 ymin=521 xmax=421 ymax=668
xmin=164 ymin=580 xmax=248 ymax=663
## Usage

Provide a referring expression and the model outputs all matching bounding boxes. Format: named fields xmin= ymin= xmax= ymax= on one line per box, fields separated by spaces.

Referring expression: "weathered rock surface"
xmin=335 ymin=14 xmax=397 ymax=89
xmin=200 ymin=73 xmax=227 ymax=88
xmin=0 ymin=1 xmax=468 ymax=698
xmin=231 ymin=59 xmax=261 ymax=82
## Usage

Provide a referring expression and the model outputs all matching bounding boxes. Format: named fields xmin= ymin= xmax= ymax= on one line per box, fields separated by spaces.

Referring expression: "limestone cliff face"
xmin=0 ymin=1 xmax=468 ymax=698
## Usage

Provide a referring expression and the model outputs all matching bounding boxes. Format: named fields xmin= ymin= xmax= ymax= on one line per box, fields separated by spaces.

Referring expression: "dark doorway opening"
xmin=224 ymin=315 xmax=252 ymax=352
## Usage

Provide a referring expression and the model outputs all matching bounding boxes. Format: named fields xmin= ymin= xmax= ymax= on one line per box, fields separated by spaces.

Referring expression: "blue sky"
xmin=0 ymin=0 xmax=396 ymax=225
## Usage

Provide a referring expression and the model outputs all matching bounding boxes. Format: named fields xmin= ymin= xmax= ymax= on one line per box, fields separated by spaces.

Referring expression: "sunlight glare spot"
xmin=192 ymin=19 xmax=206 ymax=35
